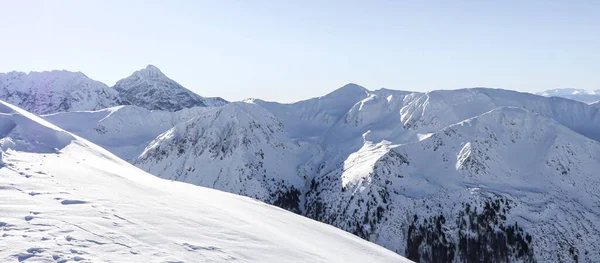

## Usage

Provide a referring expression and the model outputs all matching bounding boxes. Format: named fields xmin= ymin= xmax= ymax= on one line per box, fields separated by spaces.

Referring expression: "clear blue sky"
xmin=1 ymin=0 xmax=598 ymax=102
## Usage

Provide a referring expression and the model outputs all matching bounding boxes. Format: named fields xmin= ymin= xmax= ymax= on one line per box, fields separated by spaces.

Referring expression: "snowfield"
xmin=0 ymin=100 xmax=409 ymax=263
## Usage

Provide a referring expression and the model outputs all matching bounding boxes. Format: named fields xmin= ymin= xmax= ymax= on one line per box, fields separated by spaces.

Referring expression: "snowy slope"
xmin=248 ymin=83 xmax=372 ymax=141
xmin=306 ymin=107 xmax=600 ymax=262
xmin=113 ymin=65 xmax=228 ymax=111
xmin=253 ymin=87 xmax=600 ymax=185
xmin=0 ymin=100 xmax=408 ymax=263
xmin=211 ymin=88 xmax=600 ymax=262
xmin=0 ymin=71 xmax=119 ymax=114
xmin=537 ymin=88 xmax=600 ymax=104
xmin=134 ymin=102 xmax=318 ymax=213
xmin=43 ymin=106 xmax=212 ymax=161
xmin=398 ymin=88 xmax=600 ymax=142
xmin=38 ymin=84 xmax=600 ymax=262
xmin=253 ymin=86 xmax=600 ymax=144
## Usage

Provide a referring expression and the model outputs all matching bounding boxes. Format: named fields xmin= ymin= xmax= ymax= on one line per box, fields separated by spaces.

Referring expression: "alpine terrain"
xmin=40 ymin=81 xmax=600 ymax=262
xmin=3 ymin=0 xmax=597 ymax=262
xmin=0 ymin=100 xmax=409 ymax=262
xmin=113 ymin=65 xmax=228 ymax=111
xmin=0 ymin=65 xmax=227 ymax=115
xmin=537 ymin=88 xmax=600 ymax=104
xmin=0 ymin=70 xmax=119 ymax=115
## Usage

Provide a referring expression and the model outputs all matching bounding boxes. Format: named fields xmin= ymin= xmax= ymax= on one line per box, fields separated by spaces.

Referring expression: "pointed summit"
xmin=327 ymin=83 xmax=368 ymax=97
xmin=145 ymin=64 xmax=160 ymax=71
xmin=112 ymin=65 xmax=227 ymax=111
xmin=134 ymin=64 xmax=165 ymax=78
xmin=122 ymin=65 xmax=167 ymax=81
xmin=319 ymin=83 xmax=369 ymax=103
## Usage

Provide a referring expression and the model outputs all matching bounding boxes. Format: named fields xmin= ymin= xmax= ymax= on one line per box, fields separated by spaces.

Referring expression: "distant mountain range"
xmin=2 ymin=66 xmax=599 ymax=262
xmin=537 ymin=88 xmax=600 ymax=104
xmin=0 ymin=65 xmax=227 ymax=114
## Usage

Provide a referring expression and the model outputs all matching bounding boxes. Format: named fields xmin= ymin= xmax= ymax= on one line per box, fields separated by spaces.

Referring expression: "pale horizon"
xmin=1 ymin=64 xmax=567 ymax=103
xmin=1 ymin=0 xmax=598 ymax=102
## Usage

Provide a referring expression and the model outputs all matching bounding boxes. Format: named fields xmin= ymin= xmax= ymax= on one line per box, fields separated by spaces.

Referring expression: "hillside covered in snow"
xmin=43 ymin=82 xmax=600 ymax=262
xmin=43 ymin=105 xmax=213 ymax=161
xmin=0 ymin=100 xmax=408 ymax=262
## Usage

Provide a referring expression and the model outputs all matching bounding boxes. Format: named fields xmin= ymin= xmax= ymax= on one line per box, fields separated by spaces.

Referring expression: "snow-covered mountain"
xmin=43 ymin=105 xmax=212 ymax=161
xmin=0 ymin=100 xmax=408 ymax=263
xmin=397 ymin=88 xmax=600 ymax=141
xmin=0 ymin=66 xmax=227 ymax=115
xmin=247 ymin=86 xmax=600 ymax=262
xmin=134 ymin=102 xmax=317 ymax=212
xmin=0 ymin=70 xmax=119 ymax=114
xmin=113 ymin=65 xmax=227 ymax=111
xmin=40 ymin=83 xmax=600 ymax=262
xmin=247 ymin=83 xmax=374 ymax=140
xmin=537 ymin=88 xmax=600 ymax=104
xmin=307 ymin=107 xmax=600 ymax=262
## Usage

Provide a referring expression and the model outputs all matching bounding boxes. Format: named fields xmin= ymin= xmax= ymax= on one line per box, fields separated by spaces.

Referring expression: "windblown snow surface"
xmin=0 ymin=100 xmax=408 ymax=263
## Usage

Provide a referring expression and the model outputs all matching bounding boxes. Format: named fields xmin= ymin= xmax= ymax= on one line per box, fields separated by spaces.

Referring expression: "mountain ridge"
xmin=114 ymin=65 xmax=228 ymax=111
xmin=0 ymin=99 xmax=408 ymax=263
xmin=25 ymin=78 xmax=600 ymax=262
xmin=0 ymin=70 xmax=119 ymax=115
xmin=130 ymin=87 xmax=600 ymax=262
xmin=537 ymin=88 xmax=600 ymax=104
xmin=0 ymin=65 xmax=228 ymax=114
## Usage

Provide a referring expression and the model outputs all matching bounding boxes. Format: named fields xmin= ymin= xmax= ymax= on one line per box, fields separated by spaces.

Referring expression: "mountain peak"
xmin=145 ymin=64 xmax=159 ymax=70
xmin=113 ymin=65 xmax=228 ymax=111
xmin=323 ymin=83 xmax=369 ymax=99
xmin=132 ymin=64 xmax=166 ymax=79
xmin=340 ymin=83 xmax=368 ymax=92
